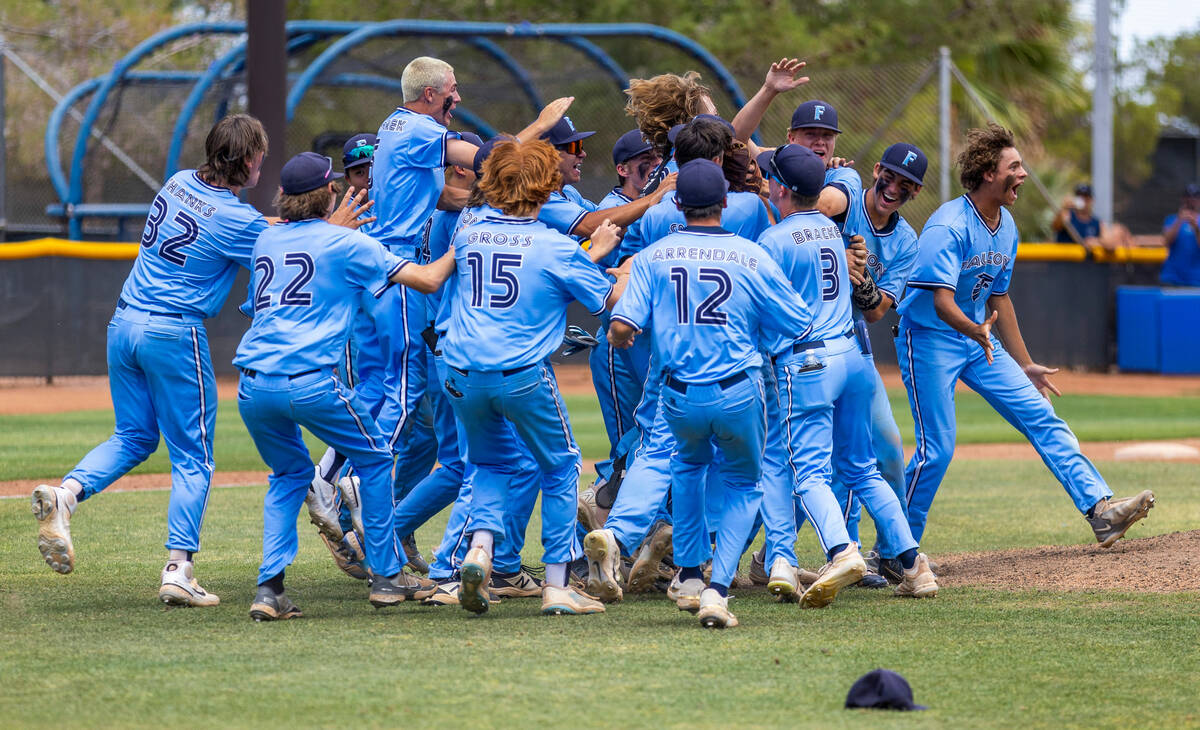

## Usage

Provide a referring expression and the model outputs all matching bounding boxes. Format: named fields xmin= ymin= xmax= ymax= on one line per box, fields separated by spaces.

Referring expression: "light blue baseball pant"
xmin=589 ymin=321 xmax=649 ymax=463
xmin=896 ymin=325 xmax=1112 ymax=543
xmin=831 ymin=357 xmax=907 ymax=547
xmin=662 ymin=371 xmax=765 ymax=588
xmin=442 ymin=361 xmax=583 ymax=566
xmin=237 ymin=369 xmax=402 ymax=584
xmin=67 ymin=304 xmax=215 ymax=554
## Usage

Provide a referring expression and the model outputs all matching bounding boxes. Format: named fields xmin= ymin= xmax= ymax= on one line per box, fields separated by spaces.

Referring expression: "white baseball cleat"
xmin=159 ymin=560 xmax=220 ymax=607
xmin=667 ymin=573 xmax=706 ymax=614
xmin=697 ymin=588 xmax=738 ymax=629
xmin=541 ymin=585 xmax=606 ymax=615
xmin=31 ymin=484 xmax=77 ymax=574
xmin=894 ymin=553 xmax=939 ymax=598
xmin=767 ymin=556 xmax=801 ymax=602
xmin=337 ymin=475 xmax=364 ymax=542
xmin=799 ymin=542 xmax=867 ymax=609
xmin=306 ymin=466 xmax=344 ymax=542
xmin=626 ymin=521 xmax=672 ymax=595
xmin=459 ymin=547 xmax=493 ymax=615
xmin=583 ymin=528 xmax=624 ymax=603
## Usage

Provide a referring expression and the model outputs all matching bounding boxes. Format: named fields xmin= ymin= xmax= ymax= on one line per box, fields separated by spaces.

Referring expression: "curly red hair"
xmin=479 ymin=139 xmax=562 ymax=217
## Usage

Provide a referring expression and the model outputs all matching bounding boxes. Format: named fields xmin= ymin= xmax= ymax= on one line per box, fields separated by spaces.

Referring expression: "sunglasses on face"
xmin=557 ymin=140 xmax=584 ymax=156
xmin=346 ymin=143 xmax=375 ymax=161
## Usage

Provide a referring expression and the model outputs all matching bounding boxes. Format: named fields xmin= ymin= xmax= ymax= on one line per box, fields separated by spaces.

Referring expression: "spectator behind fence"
xmin=1160 ymin=183 xmax=1200 ymax=287
xmin=1051 ymin=182 xmax=1133 ymax=251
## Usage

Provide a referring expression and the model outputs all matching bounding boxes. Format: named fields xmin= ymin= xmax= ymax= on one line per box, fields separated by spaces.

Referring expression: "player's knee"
xmin=114 ymin=431 xmax=159 ymax=462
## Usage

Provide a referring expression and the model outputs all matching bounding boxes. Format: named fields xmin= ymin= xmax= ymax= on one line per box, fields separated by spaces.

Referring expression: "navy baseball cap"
xmin=790 ymin=100 xmax=841 ymax=133
xmin=1074 ymin=182 xmax=1093 ymax=197
xmin=541 ymin=116 xmax=595 ymax=146
xmin=878 ymin=143 xmax=928 ymax=186
xmin=342 ymin=133 xmax=378 ymax=169
xmin=756 ymin=144 xmax=825 ymax=197
xmin=473 ymin=135 xmax=516 ymax=176
xmin=845 ymin=669 xmax=927 ymax=711
xmin=1184 ymin=183 xmax=1200 ymax=198
xmin=667 ymin=114 xmax=736 ymax=145
xmin=675 ymin=159 xmax=729 ymax=208
xmin=612 ymin=129 xmax=654 ymax=166
xmin=281 ymin=152 xmax=343 ymax=195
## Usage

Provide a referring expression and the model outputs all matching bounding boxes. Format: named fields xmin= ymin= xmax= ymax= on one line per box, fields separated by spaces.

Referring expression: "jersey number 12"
xmin=670 ymin=266 xmax=731 ymax=325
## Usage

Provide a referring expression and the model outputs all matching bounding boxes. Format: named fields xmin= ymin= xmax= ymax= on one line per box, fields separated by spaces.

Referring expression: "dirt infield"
xmin=935 ymin=530 xmax=1200 ymax=593
xmin=5 ymin=364 xmax=1200 ymax=414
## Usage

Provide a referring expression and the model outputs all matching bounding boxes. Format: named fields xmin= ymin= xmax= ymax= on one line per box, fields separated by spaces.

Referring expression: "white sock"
xmin=545 ymin=562 xmax=567 ymax=588
xmin=60 ymin=479 xmax=84 ymax=504
xmin=470 ymin=530 xmax=494 ymax=554
xmin=167 ymin=549 xmax=189 ymax=563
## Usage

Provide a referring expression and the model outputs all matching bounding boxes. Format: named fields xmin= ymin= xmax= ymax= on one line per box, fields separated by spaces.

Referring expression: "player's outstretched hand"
xmin=1023 ymin=362 xmax=1062 ymax=399
xmin=588 ymin=220 xmax=622 ymax=263
xmin=652 ymin=173 xmax=678 ymax=200
xmin=536 ymin=97 xmax=575 ymax=131
xmin=763 ymin=58 xmax=809 ymax=95
xmin=828 ymin=156 xmax=855 ymax=169
xmin=846 ymin=236 xmax=868 ymax=285
xmin=329 ymin=186 xmax=376 ymax=230
xmin=972 ymin=310 xmax=999 ymax=364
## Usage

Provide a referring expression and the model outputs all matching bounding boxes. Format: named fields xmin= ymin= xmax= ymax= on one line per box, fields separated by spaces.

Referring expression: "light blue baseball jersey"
xmin=539 ymin=184 xmax=596 ymax=238
xmin=234 ymin=219 xmax=406 ymax=374
xmin=594 ymin=188 xmax=633 ymax=270
xmin=420 ymin=208 xmax=459 ymax=315
xmin=757 ymin=209 xmax=850 ymax=344
xmin=619 ymin=190 xmax=770 ymax=260
xmin=372 ymin=107 xmax=455 ymax=249
xmin=441 ymin=214 xmax=613 ymax=371
xmin=122 ymin=170 xmax=267 ymax=317
xmin=898 ymin=194 xmax=1016 ymax=330
xmin=840 ymin=184 xmax=919 ymax=306
xmin=612 ymin=226 xmax=811 ymax=382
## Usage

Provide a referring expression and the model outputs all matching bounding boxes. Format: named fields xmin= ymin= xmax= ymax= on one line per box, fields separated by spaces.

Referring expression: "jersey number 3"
xmin=142 ymin=194 xmax=198 ymax=267
xmin=670 ymin=266 xmax=731 ymax=325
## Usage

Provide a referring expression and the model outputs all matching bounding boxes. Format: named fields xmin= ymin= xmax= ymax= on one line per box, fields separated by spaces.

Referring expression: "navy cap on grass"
xmin=281 ymin=152 xmax=342 ymax=195
xmin=675 ymin=159 xmax=729 ymax=208
xmin=845 ymin=669 xmax=927 ymax=711
xmin=756 ymin=144 xmax=825 ymax=197
xmin=342 ymin=133 xmax=378 ymax=170
xmin=879 ymin=142 xmax=928 ymax=186
xmin=612 ymin=129 xmax=654 ymax=166
xmin=790 ymin=100 xmax=841 ymax=132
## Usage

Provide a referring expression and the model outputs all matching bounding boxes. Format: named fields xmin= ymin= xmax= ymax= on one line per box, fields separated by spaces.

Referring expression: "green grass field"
xmin=2 ymin=392 xmax=1199 ymax=728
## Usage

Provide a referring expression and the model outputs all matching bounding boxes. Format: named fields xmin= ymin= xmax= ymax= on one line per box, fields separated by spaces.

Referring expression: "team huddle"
xmin=31 ymin=55 xmax=1157 ymax=628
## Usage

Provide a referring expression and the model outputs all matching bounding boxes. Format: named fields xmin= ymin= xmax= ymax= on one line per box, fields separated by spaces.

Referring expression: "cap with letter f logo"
xmin=790 ymin=100 xmax=841 ymax=133
xmin=879 ymin=142 xmax=928 ymax=185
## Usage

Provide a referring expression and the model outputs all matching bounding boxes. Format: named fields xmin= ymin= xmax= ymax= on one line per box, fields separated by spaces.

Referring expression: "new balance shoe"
xmin=767 ymin=557 xmax=801 ymax=602
xmin=421 ymin=580 xmax=460 ymax=606
xmin=158 ymin=560 xmax=219 ymax=607
xmin=401 ymin=533 xmax=430 ymax=575
xmin=541 ymin=585 xmax=606 ymax=615
xmin=320 ymin=531 xmax=368 ymax=580
xmin=583 ymin=528 xmax=624 ymax=603
xmin=305 ymin=466 xmax=343 ymax=543
xmin=249 ymin=586 xmax=302 ymax=621
xmin=31 ymin=484 xmax=76 ymax=574
xmin=491 ymin=565 xmax=544 ymax=598
xmin=369 ymin=571 xmax=436 ymax=607
xmin=697 ymin=588 xmax=738 ymax=629
xmin=748 ymin=548 xmax=769 ymax=586
xmin=1088 ymin=491 xmax=1155 ymax=548
xmin=799 ymin=543 xmax=867 ymax=609
xmin=894 ymin=553 xmax=939 ymax=598
xmin=459 ymin=547 xmax=493 ymax=615
xmin=667 ymin=573 xmax=706 ymax=613
xmin=626 ymin=521 xmax=672 ymax=595
xmin=337 ymin=475 xmax=364 ymax=541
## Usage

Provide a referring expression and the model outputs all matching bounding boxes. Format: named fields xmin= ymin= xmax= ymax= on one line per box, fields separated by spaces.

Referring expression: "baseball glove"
xmin=852 ymin=270 xmax=883 ymax=311
xmin=560 ymin=325 xmax=600 ymax=356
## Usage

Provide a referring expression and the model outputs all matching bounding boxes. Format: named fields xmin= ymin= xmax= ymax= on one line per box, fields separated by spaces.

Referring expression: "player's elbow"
xmin=864 ymin=306 xmax=886 ymax=324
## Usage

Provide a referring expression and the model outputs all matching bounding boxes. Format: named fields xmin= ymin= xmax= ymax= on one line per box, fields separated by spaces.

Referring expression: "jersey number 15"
xmin=466 ymin=251 xmax=523 ymax=309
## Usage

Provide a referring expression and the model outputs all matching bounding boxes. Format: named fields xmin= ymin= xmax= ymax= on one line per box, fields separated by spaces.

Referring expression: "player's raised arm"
xmin=572 ymin=174 xmax=676 ymax=237
xmin=514 ymin=96 xmax=576 ymax=145
xmin=732 ymin=57 xmax=809 ymax=156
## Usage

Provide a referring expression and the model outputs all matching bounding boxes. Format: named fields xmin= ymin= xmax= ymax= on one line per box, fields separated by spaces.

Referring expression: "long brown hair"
xmin=197 ymin=114 xmax=268 ymax=189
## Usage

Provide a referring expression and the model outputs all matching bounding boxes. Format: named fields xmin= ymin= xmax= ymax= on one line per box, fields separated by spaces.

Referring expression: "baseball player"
xmin=607 ymin=158 xmax=814 ymax=628
xmin=896 ymin=123 xmax=1155 ymax=548
xmin=235 ymin=151 xmax=452 ymax=620
xmin=582 ymin=115 xmax=773 ymax=602
xmin=756 ymin=144 xmax=937 ymax=605
xmin=440 ymin=138 xmax=623 ymax=617
xmin=31 ymin=115 xmax=275 ymax=606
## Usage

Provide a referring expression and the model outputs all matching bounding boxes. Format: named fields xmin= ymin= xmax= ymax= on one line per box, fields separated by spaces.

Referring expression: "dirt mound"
xmin=936 ymin=530 xmax=1200 ymax=593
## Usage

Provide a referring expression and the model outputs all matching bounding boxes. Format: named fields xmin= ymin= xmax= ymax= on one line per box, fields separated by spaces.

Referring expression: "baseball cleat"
xmin=583 ymin=528 xmax=624 ymax=603
xmin=856 ymin=571 xmax=891 ymax=589
xmin=767 ymin=557 xmax=801 ymax=602
xmin=796 ymin=566 xmax=822 ymax=586
xmin=31 ymin=484 xmax=77 ymax=574
xmin=697 ymin=588 xmax=738 ymax=629
xmin=626 ymin=521 xmax=672 ymax=594
xmin=490 ymin=565 xmax=544 ymax=598
xmin=895 ymin=553 xmax=939 ymax=598
xmin=1088 ymin=491 xmax=1155 ymax=548
xmin=401 ymin=533 xmax=430 ymax=575
xmin=541 ymin=585 xmax=606 ymax=615
xmin=369 ymin=571 xmax=436 ymax=607
xmin=878 ymin=556 xmax=905 ymax=585
xmin=320 ymin=531 xmax=368 ymax=580
xmin=249 ymin=586 xmax=302 ymax=622
xmin=337 ymin=475 xmax=364 ymax=542
xmin=748 ymin=548 xmax=769 ymax=585
xmin=421 ymin=580 xmax=461 ymax=606
xmin=158 ymin=561 xmax=219 ymax=607
xmin=577 ymin=486 xmax=604 ymax=534
xmin=667 ymin=573 xmax=706 ymax=613
xmin=305 ymin=466 xmax=344 ymax=543
xmin=459 ymin=547 xmax=493 ymax=615
xmin=799 ymin=543 xmax=867 ymax=609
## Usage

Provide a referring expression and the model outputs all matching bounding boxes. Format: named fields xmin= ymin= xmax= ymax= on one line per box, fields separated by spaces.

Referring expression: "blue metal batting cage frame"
xmin=45 ymin=20 xmax=749 ymax=240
